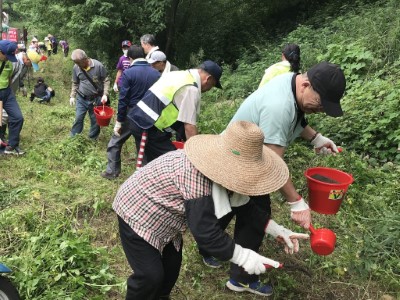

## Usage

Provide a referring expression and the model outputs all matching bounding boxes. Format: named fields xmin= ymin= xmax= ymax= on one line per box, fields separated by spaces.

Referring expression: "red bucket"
xmin=172 ymin=141 xmax=184 ymax=149
xmin=304 ymin=167 xmax=353 ymax=214
xmin=94 ymin=106 xmax=114 ymax=127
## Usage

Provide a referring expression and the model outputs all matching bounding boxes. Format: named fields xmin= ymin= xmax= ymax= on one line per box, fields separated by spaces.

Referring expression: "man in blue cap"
xmin=125 ymin=60 xmax=222 ymax=168
xmin=0 ymin=40 xmax=25 ymax=155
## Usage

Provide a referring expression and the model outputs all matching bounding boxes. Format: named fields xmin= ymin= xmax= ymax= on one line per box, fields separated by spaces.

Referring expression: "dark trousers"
xmin=199 ymin=195 xmax=271 ymax=283
xmin=129 ymin=120 xmax=176 ymax=164
xmin=105 ymin=110 xmax=135 ymax=175
xmin=0 ymin=87 xmax=24 ymax=148
xmin=118 ymin=216 xmax=182 ymax=300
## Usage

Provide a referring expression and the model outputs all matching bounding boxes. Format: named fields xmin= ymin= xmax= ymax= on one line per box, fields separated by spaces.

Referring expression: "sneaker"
xmin=226 ymin=279 xmax=273 ymax=296
xmin=100 ymin=171 xmax=119 ymax=180
xmin=4 ymin=145 xmax=25 ymax=155
xmin=202 ymin=256 xmax=222 ymax=268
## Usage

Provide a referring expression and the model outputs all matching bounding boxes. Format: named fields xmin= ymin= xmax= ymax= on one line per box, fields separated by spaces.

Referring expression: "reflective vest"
xmin=258 ymin=61 xmax=291 ymax=88
xmin=0 ymin=61 xmax=13 ymax=89
xmin=134 ymin=71 xmax=197 ymax=130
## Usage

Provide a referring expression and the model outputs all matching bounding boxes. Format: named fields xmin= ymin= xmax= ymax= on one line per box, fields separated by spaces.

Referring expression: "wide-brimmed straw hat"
xmin=184 ymin=121 xmax=289 ymax=196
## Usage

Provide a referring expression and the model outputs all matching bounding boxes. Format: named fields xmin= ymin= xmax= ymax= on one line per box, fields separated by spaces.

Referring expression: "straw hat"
xmin=184 ymin=121 xmax=289 ymax=196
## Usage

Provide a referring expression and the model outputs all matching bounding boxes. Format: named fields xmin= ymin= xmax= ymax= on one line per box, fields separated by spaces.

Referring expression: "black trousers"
xmin=118 ymin=216 xmax=182 ymax=300
xmin=129 ymin=120 xmax=176 ymax=164
xmin=199 ymin=195 xmax=271 ymax=283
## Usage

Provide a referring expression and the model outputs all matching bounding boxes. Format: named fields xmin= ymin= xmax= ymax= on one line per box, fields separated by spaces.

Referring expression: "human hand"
xmin=310 ymin=133 xmax=338 ymax=155
xmin=288 ymin=197 xmax=311 ymax=229
xmin=69 ymin=97 xmax=75 ymax=106
xmin=265 ymin=220 xmax=309 ymax=254
xmin=101 ymin=95 xmax=108 ymax=104
xmin=230 ymin=244 xmax=280 ymax=275
xmin=114 ymin=121 xmax=122 ymax=136
xmin=113 ymin=83 xmax=119 ymax=92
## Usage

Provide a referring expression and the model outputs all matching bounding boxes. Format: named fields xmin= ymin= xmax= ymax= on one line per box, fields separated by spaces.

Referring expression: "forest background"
xmin=0 ymin=0 xmax=399 ymax=299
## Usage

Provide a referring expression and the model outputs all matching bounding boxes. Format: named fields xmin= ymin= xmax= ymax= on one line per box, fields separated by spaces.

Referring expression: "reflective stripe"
xmin=137 ymin=101 xmax=159 ymax=121
xmin=157 ymin=94 xmax=170 ymax=106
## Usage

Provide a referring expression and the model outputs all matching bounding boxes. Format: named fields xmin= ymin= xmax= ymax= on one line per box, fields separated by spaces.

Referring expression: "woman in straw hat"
xmin=113 ymin=121 xmax=308 ymax=299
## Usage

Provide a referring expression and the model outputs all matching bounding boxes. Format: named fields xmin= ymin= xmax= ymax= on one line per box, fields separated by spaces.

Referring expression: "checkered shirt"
xmin=113 ymin=150 xmax=212 ymax=253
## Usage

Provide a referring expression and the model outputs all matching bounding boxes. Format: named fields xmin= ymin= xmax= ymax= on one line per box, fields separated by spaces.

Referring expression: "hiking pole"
xmin=135 ymin=130 xmax=147 ymax=171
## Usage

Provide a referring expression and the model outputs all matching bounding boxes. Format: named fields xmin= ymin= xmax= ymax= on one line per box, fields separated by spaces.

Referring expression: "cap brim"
xmin=147 ymin=59 xmax=156 ymax=64
xmin=6 ymin=55 xmax=17 ymax=62
xmin=321 ymin=97 xmax=343 ymax=117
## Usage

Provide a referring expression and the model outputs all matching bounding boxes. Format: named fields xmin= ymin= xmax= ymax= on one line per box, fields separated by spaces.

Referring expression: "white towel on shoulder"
xmin=212 ymin=183 xmax=250 ymax=219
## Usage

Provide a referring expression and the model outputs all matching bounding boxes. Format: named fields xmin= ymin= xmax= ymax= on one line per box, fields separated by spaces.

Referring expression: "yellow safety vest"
xmin=0 ymin=61 xmax=13 ymax=89
xmin=136 ymin=71 xmax=197 ymax=130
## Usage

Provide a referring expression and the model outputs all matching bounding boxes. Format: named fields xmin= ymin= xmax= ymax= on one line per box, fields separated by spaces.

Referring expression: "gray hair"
xmin=71 ymin=49 xmax=88 ymax=61
xmin=140 ymin=34 xmax=156 ymax=46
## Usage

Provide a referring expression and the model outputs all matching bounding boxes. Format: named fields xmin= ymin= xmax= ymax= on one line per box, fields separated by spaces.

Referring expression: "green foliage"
xmin=0 ymin=212 xmax=116 ymax=299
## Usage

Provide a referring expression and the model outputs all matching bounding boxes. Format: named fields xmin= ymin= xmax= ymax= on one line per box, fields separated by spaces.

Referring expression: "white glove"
xmin=69 ymin=97 xmax=75 ymax=106
xmin=101 ymin=95 xmax=108 ymax=104
xmin=288 ymin=197 xmax=311 ymax=229
xmin=310 ymin=133 xmax=338 ymax=154
xmin=114 ymin=121 xmax=122 ymax=136
xmin=265 ymin=220 xmax=309 ymax=254
xmin=113 ymin=82 xmax=119 ymax=92
xmin=230 ymin=244 xmax=280 ymax=275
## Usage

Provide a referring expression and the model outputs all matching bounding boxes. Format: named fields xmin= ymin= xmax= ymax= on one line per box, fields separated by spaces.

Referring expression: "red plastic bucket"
xmin=172 ymin=141 xmax=184 ymax=149
xmin=304 ymin=167 xmax=353 ymax=214
xmin=94 ymin=106 xmax=114 ymax=127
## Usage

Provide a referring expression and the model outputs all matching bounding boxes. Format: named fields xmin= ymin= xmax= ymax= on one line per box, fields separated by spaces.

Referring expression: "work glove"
xmin=114 ymin=121 xmax=122 ymax=137
xmin=310 ymin=133 xmax=338 ymax=155
xmin=265 ymin=219 xmax=309 ymax=254
xmin=288 ymin=197 xmax=311 ymax=229
xmin=69 ymin=97 xmax=75 ymax=106
xmin=230 ymin=244 xmax=280 ymax=275
xmin=101 ymin=95 xmax=108 ymax=104
xmin=113 ymin=83 xmax=119 ymax=92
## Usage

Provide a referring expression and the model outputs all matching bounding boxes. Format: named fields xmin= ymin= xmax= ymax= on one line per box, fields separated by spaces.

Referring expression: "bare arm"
xmin=265 ymin=144 xmax=300 ymax=202
xmin=300 ymin=125 xmax=317 ymax=142
xmin=265 ymin=143 xmax=312 ymax=229
xmin=184 ymin=123 xmax=198 ymax=140
xmin=114 ymin=70 xmax=123 ymax=85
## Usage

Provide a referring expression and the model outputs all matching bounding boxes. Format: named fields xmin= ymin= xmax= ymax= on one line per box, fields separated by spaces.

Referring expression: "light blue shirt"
xmin=230 ymin=73 xmax=304 ymax=147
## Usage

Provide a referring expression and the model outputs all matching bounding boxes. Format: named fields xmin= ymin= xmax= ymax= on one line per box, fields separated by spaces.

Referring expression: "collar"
xmin=130 ymin=58 xmax=148 ymax=66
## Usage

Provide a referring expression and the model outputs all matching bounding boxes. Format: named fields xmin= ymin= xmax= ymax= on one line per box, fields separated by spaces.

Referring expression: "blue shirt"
xmin=230 ymin=73 xmax=305 ymax=147
xmin=117 ymin=61 xmax=160 ymax=122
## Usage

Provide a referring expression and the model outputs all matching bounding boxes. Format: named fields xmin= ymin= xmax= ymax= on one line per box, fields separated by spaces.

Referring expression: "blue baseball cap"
xmin=200 ymin=60 xmax=223 ymax=89
xmin=0 ymin=40 xmax=17 ymax=62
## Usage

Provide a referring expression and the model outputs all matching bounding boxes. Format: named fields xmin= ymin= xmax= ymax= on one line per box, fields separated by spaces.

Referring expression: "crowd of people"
xmin=1 ymin=33 xmax=348 ymax=299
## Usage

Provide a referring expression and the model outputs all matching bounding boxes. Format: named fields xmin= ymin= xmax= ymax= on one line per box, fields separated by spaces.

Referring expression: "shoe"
xmin=226 ymin=279 xmax=273 ymax=296
xmin=202 ymin=256 xmax=222 ymax=268
xmin=100 ymin=171 xmax=119 ymax=180
xmin=0 ymin=138 xmax=7 ymax=147
xmin=4 ymin=145 xmax=25 ymax=155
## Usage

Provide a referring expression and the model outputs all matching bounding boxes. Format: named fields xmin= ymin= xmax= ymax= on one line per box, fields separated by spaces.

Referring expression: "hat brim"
xmin=321 ymin=97 xmax=343 ymax=117
xmin=184 ymin=134 xmax=289 ymax=196
xmin=6 ymin=54 xmax=17 ymax=62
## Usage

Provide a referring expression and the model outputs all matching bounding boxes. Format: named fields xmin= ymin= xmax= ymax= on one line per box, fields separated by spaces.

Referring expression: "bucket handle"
xmin=309 ymin=224 xmax=316 ymax=235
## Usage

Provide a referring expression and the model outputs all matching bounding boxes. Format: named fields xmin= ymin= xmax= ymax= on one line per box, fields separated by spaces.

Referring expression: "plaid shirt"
xmin=113 ymin=150 xmax=212 ymax=253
